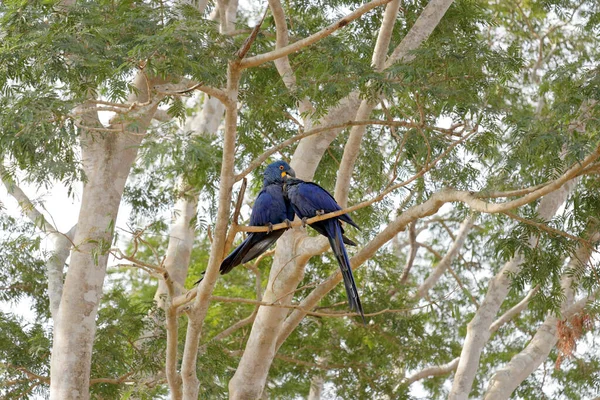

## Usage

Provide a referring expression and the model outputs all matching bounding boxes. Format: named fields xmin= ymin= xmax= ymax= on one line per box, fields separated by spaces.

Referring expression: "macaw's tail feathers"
xmin=220 ymin=231 xmax=284 ymax=275
xmin=326 ymin=222 xmax=366 ymax=324
xmin=310 ymin=221 xmax=357 ymax=246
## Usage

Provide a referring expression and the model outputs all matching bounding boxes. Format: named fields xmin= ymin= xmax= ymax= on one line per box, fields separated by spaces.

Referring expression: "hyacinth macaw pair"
xmin=220 ymin=160 xmax=365 ymax=321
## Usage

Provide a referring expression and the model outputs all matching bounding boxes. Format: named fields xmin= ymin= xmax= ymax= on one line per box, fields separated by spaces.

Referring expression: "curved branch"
xmin=413 ymin=216 xmax=474 ymax=299
xmin=489 ymin=286 xmax=540 ymax=334
xmin=405 ymin=358 xmax=460 ymax=385
xmin=240 ymin=0 xmax=393 ymax=69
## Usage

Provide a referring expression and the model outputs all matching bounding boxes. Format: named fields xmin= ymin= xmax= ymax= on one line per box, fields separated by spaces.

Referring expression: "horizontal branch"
xmin=234 ymin=118 xmax=464 ymax=182
xmin=405 ymin=358 xmax=460 ymax=385
xmin=275 ymin=157 xmax=591 ymax=347
xmin=240 ymin=129 xmax=480 ymax=233
xmin=90 ymin=370 xmax=136 ymax=385
xmin=239 ymin=0 xmax=393 ymax=69
xmin=153 ymin=82 xmax=228 ymax=103
xmin=209 ymin=295 xmax=425 ymax=318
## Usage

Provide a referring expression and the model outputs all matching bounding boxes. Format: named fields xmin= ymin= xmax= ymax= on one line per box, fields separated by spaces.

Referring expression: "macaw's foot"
xmin=301 ymin=217 xmax=309 ymax=227
xmin=266 ymin=222 xmax=273 ymax=234
xmin=316 ymin=209 xmax=325 ymax=216
xmin=284 ymin=219 xmax=292 ymax=228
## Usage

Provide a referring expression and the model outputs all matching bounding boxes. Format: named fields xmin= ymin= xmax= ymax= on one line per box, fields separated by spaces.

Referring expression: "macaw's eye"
xmin=279 ymin=165 xmax=284 ymax=170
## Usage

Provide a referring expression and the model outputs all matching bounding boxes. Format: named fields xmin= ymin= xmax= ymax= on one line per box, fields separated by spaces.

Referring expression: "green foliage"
xmin=3 ymin=0 xmax=600 ymax=398
xmin=0 ymin=215 xmax=49 ymax=317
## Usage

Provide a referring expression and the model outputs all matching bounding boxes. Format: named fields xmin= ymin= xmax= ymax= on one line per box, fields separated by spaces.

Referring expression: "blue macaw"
xmin=219 ymin=160 xmax=296 ymax=274
xmin=284 ymin=177 xmax=365 ymax=322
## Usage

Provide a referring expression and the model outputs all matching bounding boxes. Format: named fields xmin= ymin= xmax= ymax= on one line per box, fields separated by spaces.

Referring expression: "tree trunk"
xmin=49 ymin=73 xmax=159 ymax=399
xmin=228 ymin=232 xmax=309 ymax=399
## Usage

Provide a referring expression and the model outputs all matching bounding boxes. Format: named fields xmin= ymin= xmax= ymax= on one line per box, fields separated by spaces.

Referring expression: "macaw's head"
xmin=263 ymin=160 xmax=296 ymax=185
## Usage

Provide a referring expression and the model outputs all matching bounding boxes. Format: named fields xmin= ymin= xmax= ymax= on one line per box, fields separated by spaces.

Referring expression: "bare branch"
xmin=413 ymin=216 xmax=474 ymax=299
xmin=385 ymin=0 xmax=456 ymax=67
xmin=449 ymin=178 xmax=577 ymax=399
xmin=399 ymin=221 xmax=418 ymax=284
xmin=240 ymin=0 xmax=393 ymax=69
xmin=489 ymin=286 xmax=540 ymax=334
xmin=210 ymin=295 xmax=433 ymax=318
xmin=236 ymin=8 xmax=268 ymax=59
xmin=153 ymin=82 xmax=228 ymax=103
xmin=89 ymin=370 xmax=136 ymax=385
xmin=180 ymin=63 xmax=243 ymax=399
xmin=405 ymin=358 xmax=460 ymax=385
xmin=0 ymin=169 xmax=57 ymax=233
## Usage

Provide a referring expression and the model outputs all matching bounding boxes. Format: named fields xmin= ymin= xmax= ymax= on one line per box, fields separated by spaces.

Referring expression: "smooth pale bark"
xmin=180 ymin=64 xmax=241 ymax=400
xmin=307 ymin=375 xmax=324 ymax=400
xmin=405 ymin=284 xmax=542 ymax=387
xmin=228 ymin=232 xmax=310 ymax=399
xmin=448 ymin=179 xmax=576 ymax=400
xmin=413 ymin=216 xmax=474 ymax=299
xmin=406 ymin=358 xmax=460 ymax=385
xmin=228 ymin=57 xmax=363 ymax=400
xmin=484 ymin=294 xmax=591 ymax=400
xmin=483 ymin=234 xmax=599 ymax=400
xmin=160 ymin=3 xmax=231 ymax=396
xmin=47 ymin=225 xmax=77 ymax=319
xmin=155 ymin=96 xmax=225 ymax=306
xmin=334 ymin=0 xmax=453 ymax=206
xmin=49 ymin=73 xmax=160 ymax=400
xmin=159 ymin=97 xmax=225 ymax=398
xmin=228 ymin=1 xmax=456 ymax=397
xmin=0 ymin=174 xmax=77 ymax=319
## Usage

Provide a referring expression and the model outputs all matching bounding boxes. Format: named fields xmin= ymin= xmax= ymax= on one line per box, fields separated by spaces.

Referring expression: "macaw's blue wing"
xmin=286 ymin=180 xmax=359 ymax=245
xmin=220 ymin=184 xmax=291 ymax=275
xmin=220 ymin=230 xmax=285 ymax=274
xmin=288 ymin=181 xmax=360 ymax=229
xmin=285 ymin=178 xmax=365 ymax=323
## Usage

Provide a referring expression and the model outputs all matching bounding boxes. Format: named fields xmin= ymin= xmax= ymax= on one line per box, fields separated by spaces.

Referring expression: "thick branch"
xmin=484 ymin=233 xmax=600 ymax=400
xmin=180 ymin=63 xmax=242 ymax=400
xmin=385 ymin=0 xmax=455 ymax=67
xmin=240 ymin=0 xmax=393 ymax=69
xmin=0 ymin=170 xmax=57 ymax=233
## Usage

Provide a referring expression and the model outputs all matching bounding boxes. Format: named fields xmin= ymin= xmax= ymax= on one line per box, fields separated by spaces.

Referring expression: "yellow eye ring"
xmin=279 ymin=165 xmax=284 ymax=170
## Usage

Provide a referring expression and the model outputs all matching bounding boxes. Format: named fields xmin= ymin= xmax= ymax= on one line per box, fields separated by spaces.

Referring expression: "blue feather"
xmin=219 ymin=161 xmax=295 ymax=275
xmin=284 ymin=177 xmax=365 ymax=323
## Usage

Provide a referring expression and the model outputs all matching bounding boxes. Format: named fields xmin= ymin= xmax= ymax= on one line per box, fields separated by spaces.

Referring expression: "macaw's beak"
xmin=287 ymin=168 xmax=296 ymax=178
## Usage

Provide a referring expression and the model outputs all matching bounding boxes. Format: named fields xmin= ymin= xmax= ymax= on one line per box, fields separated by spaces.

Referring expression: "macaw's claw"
xmin=266 ymin=222 xmax=273 ymax=234
xmin=301 ymin=217 xmax=309 ymax=228
xmin=316 ymin=209 xmax=325 ymax=216
xmin=284 ymin=219 xmax=292 ymax=228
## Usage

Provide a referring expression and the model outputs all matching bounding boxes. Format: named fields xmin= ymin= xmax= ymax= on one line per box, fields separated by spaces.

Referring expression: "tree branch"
xmin=399 ymin=221 xmax=418 ymax=284
xmin=489 ymin=285 xmax=540 ymax=334
xmin=405 ymin=358 xmax=460 ymax=385
xmin=153 ymin=82 xmax=228 ymax=104
xmin=240 ymin=0 xmax=393 ymax=69
xmin=413 ymin=216 xmax=474 ymax=299
xmin=385 ymin=0 xmax=456 ymax=67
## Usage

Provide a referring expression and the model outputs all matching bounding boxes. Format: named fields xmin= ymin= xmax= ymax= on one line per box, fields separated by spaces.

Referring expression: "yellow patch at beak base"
xmin=281 ymin=171 xmax=287 ymax=177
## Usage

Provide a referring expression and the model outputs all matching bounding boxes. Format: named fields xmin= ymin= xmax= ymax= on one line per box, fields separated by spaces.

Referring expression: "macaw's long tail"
xmin=220 ymin=231 xmax=285 ymax=274
xmin=325 ymin=221 xmax=366 ymax=324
